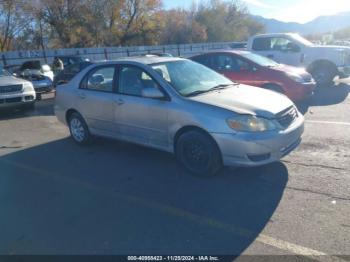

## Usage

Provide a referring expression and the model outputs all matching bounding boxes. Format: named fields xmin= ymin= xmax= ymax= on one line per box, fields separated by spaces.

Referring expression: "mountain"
xmin=253 ymin=11 xmax=350 ymax=35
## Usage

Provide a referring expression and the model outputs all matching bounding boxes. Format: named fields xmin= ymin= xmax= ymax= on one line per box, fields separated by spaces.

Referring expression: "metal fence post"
xmin=1 ymin=55 xmax=7 ymax=66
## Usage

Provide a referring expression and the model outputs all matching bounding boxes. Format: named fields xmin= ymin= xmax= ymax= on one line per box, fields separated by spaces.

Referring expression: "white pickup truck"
xmin=247 ymin=33 xmax=350 ymax=86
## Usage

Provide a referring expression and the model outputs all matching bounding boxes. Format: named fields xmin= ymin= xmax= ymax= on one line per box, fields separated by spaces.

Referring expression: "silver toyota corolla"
xmin=55 ymin=56 xmax=304 ymax=176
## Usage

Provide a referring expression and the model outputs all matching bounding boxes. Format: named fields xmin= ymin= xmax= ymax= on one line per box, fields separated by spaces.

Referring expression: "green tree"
xmin=195 ymin=0 xmax=264 ymax=42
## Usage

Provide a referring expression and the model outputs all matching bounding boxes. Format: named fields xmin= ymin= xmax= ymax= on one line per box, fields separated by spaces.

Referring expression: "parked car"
xmin=17 ymin=60 xmax=54 ymax=81
xmin=53 ymin=61 xmax=92 ymax=88
xmin=247 ymin=33 xmax=350 ymax=86
xmin=53 ymin=55 xmax=89 ymax=68
xmin=190 ymin=50 xmax=315 ymax=101
xmin=55 ymin=57 xmax=304 ymax=176
xmin=0 ymin=66 xmax=36 ymax=109
xmin=18 ymin=72 xmax=53 ymax=100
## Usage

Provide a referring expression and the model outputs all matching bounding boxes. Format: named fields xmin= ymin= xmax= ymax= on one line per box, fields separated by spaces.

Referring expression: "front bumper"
xmin=338 ymin=66 xmax=350 ymax=78
xmin=286 ymin=81 xmax=316 ymax=101
xmin=211 ymin=114 xmax=304 ymax=167
xmin=33 ymin=81 xmax=53 ymax=94
xmin=0 ymin=91 xmax=36 ymax=108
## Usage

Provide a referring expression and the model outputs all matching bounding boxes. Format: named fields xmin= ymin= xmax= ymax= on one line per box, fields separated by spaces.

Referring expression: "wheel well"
xmin=65 ymin=109 xmax=79 ymax=124
xmin=173 ymin=125 xmax=220 ymax=152
xmin=307 ymin=60 xmax=338 ymax=74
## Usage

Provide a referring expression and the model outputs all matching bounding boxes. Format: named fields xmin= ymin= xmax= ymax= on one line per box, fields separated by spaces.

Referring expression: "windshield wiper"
xmin=185 ymin=84 xmax=236 ymax=97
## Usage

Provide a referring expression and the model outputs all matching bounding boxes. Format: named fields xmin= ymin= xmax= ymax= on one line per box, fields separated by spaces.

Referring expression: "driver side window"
xmin=119 ymin=66 xmax=160 ymax=97
xmin=271 ymin=37 xmax=299 ymax=52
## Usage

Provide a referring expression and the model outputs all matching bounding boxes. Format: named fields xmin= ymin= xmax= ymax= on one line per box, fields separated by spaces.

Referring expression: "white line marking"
xmin=1 ymin=158 xmax=348 ymax=261
xmin=306 ymin=120 xmax=350 ymax=126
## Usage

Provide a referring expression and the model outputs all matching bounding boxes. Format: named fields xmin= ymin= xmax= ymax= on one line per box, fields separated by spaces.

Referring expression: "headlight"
xmin=285 ymin=72 xmax=304 ymax=83
xmin=22 ymin=82 xmax=34 ymax=92
xmin=227 ymin=115 xmax=279 ymax=132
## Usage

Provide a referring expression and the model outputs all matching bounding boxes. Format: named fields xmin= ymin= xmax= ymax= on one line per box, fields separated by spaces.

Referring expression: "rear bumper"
xmin=0 ymin=91 xmax=36 ymax=108
xmin=211 ymin=114 xmax=304 ymax=167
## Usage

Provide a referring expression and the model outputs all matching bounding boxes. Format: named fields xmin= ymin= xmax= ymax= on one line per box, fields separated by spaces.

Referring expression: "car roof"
xmin=252 ymin=33 xmax=299 ymax=38
xmin=94 ymin=56 xmax=184 ymax=66
xmin=191 ymin=50 xmax=252 ymax=57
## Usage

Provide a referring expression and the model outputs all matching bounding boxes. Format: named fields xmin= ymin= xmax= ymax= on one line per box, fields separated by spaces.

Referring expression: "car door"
xmin=269 ymin=37 xmax=301 ymax=66
xmin=77 ymin=65 xmax=119 ymax=137
xmin=114 ymin=65 xmax=169 ymax=149
xmin=252 ymin=37 xmax=301 ymax=66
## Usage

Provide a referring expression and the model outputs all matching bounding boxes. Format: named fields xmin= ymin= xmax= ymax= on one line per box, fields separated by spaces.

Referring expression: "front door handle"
xmin=115 ymin=98 xmax=124 ymax=105
xmin=78 ymin=92 xmax=86 ymax=99
xmin=267 ymin=54 xmax=274 ymax=59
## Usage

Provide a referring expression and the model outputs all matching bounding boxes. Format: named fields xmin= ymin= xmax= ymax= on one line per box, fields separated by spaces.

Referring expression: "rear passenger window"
xmin=82 ymin=66 xmax=115 ymax=92
xmin=192 ymin=55 xmax=210 ymax=67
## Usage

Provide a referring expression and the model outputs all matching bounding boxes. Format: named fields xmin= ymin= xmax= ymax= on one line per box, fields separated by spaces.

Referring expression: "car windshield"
xmin=151 ymin=60 xmax=234 ymax=96
xmin=290 ymin=34 xmax=314 ymax=46
xmin=240 ymin=52 xmax=279 ymax=67
xmin=0 ymin=68 xmax=11 ymax=77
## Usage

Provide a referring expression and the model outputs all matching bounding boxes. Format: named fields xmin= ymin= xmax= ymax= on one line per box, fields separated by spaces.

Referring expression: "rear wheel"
xmin=68 ymin=112 xmax=91 ymax=145
xmin=175 ymin=130 xmax=222 ymax=177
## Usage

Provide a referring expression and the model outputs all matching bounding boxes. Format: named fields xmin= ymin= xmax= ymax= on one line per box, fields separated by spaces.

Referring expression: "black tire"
xmin=68 ymin=112 xmax=91 ymax=145
xmin=310 ymin=63 xmax=337 ymax=87
xmin=175 ymin=130 xmax=222 ymax=177
xmin=263 ymin=84 xmax=284 ymax=94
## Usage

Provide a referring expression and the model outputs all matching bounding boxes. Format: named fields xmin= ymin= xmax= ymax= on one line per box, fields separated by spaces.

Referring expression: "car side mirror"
xmin=90 ymin=74 xmax=104 ymax=85
xmin=142 ymin=87 xmax=164 ymax=99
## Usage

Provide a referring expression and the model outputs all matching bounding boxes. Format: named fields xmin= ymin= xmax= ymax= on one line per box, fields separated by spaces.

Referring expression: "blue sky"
xmin=162 ymin=0 xmax=350 ymax=23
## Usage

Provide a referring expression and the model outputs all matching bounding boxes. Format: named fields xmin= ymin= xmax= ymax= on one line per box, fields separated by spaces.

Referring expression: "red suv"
xmin=190 ymin=50 xmax=315 ymax=101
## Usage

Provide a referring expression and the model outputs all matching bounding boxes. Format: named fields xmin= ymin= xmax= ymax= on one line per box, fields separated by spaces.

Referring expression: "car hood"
xmin=272 ymin=64 xmax=312 ymax=78
xmin=189 ymin=84 xmax=294 ymax=118
xmin=0 ymin=76 xmax=29 ymax=86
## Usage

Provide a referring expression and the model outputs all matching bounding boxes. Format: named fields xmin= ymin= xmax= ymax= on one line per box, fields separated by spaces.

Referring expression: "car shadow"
xmin=0 ymin=97 xmax=54 ymax=121
xmin=0 ymin=137 xmax=288 ymax=255
xmin=296 ymin=82 xmax=349 ymax=114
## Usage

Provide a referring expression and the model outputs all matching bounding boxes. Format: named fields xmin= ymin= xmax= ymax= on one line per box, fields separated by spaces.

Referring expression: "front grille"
xmin=276 ymin=106 xmax=298 ymax=128
xmin=0 ymin=84 xmax=23 ymax=94
xmin=0 ymin=97 xmax=22 ymax=104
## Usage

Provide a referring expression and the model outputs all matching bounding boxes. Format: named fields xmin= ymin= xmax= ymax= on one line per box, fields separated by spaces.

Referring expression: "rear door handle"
xmin=267 ymin=54 xmax=274 ymax=59
xmin=114 ymin=98 xmax=124 ymax=105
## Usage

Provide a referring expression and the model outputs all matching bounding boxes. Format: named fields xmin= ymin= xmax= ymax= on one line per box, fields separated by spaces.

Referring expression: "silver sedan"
xmin=55 ymin=57 xmax=304 ymax=176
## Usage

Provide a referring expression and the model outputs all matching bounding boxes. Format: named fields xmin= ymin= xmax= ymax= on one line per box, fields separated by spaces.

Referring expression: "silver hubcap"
xmin=70 ymin=118 xmax=85 ymax=142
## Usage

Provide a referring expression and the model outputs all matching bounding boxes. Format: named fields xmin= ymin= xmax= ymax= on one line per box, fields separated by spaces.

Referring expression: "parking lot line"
xmin=306 ymin=120 xmax=350 ymax=126
xmin=0 ymin=157 xmax=346 ymax=260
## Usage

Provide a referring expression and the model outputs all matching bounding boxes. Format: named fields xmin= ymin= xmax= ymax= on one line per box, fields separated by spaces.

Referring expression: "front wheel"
xmin=68 ymin=112 xmax=91 ymax=145
xmin=175 ymin=130 xmax=222 ymax=177
xmin=310 ymin=64 xmax=337 ymax=87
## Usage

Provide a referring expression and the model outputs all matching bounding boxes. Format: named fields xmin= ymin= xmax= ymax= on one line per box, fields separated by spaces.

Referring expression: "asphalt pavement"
xmin=0 ymin=81 xmax=349 ymax=261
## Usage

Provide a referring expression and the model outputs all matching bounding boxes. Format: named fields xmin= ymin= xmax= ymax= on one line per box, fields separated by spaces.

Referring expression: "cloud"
xmin=241 ymin=0 xmax=275 ymax=9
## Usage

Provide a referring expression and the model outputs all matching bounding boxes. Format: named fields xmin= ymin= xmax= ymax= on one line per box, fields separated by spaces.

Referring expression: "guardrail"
xmin=0 ymin=41 xmax=245 ymax=66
